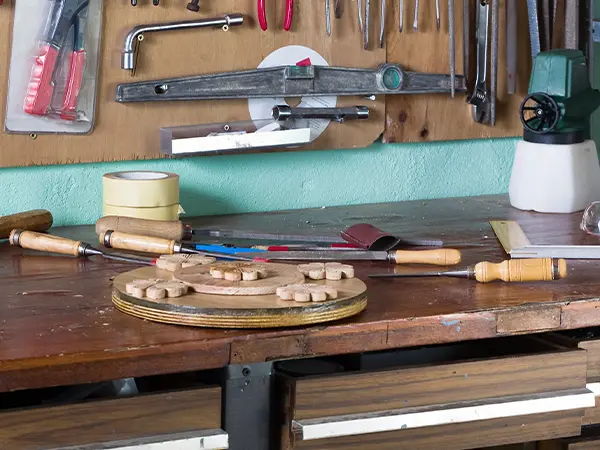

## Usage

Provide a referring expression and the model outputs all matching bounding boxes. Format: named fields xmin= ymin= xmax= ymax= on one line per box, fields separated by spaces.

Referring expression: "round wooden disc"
xmin=112 ymin=266 xmax=367 ymax=328
xmin=173 ymin=262 xmax=305 ymax=296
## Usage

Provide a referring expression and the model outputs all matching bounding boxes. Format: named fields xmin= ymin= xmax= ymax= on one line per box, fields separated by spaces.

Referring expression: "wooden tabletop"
xmin=2 ymin=195 xmax=600 ymax=392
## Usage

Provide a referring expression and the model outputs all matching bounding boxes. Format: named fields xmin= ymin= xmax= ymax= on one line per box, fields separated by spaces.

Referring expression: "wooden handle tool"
xmin=100 ymin=230 xmax=177 ymax=255
xmin=235 ymin=249 xmax=462 ymax=265
xmin=96 ymin=216 xmax=187 ymax=241
xmin=10 ymin=230 xmax=154 ymax=264
xmin=10 ymin=229 xmax=82 ymax=256
xmin=369 ymin=258 xmax=567 ymax=283
xmin=472 ymin=258 xmax=567 ymax=283
xmin=390 ymin=249 xmax=462 ymax=265
xmin=0 ymin=210 xmax=53 ymax=239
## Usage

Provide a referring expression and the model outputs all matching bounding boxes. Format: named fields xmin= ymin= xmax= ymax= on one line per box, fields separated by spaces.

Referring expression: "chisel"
xmin=95 ymin=216 xmax=444 ymax=247
xmin=100 ymin=230 xmax=254 ymax=261
xmin=0 ymin=210 xmax=53 ymax=239
xmin=369 ymin=258 xmax=567 ymax=282
xmin=9 ymin=230 xmax=154 ymax=265
xmin=236 ymin=249 xmax=462 ymax=265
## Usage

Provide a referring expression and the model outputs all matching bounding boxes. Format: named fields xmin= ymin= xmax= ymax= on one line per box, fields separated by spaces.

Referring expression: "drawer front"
xmin=278 ymin=337 xmax=591 ymax=449
xmin=0 ymin=387 xmax=227 ymax=450
xmin=294 ymin=411 xmax=582 ymax=450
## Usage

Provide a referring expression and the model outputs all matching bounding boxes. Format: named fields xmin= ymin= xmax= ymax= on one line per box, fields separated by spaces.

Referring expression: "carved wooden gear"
xmin=126 ymin=279 xmax=189 ymax=300
xmin=276 ymin=283 xmax=338 ymax=303
xmin=156 ymin=254 xmax=216 ymax=272
xmin=209 ymin=262 xmax=268 ymax=281
xmin=298 ymin=262 xmax=355 ymax=280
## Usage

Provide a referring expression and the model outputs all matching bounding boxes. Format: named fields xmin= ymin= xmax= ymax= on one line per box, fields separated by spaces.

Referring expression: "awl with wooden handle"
xmin=236 ymin=249 xmax=462 ymax=265
xmin=0 ymin=210 xmax=53 ymax=239
xmin=369 ymin=258 xmax=567 ymax=282
xmin=100 ymin=230 xmax=253 ymax=261
xmin=10 ymin=230 xmax=153 ymax=264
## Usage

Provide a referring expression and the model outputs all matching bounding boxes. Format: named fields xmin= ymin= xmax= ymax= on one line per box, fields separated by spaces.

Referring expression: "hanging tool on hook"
xmin=462 ymin=0 xmax=469 ymax=84
xmin=364 ymin=0 xmax=371 ymax=48
xmin=399 ymin=0 xmax=404 ymax=31
xmin=24 ymin=0 xmax=89 ymax=120
xmin=413 ymin=0 xmax=419 ymax=31
xmin=258 ymin=0 xmax=294 ymax=31
xmin=448 ymin=0 xmax=455 ymax=97
xmin=358 ymin=0 xmax=364 ymax=33
xmin=506 ymin=0 xmax=517 ymax=94
xmin=467 ymin=0 xmax=491 ymax=124
xmin=122 ymin=15 xmax=244 ymax=75
xmin=335 ymin=0 xmax=343 ymax=18
xmin=379 ymin=0 xmax=386 ymax=47
xmin=116 ymin=64 xmax=467 ymax=102
xmin=436 ymin=0 xmax=440 ymax=31
xmin=326 ymin=0 xmax=332 ymax=35
xmin=490 ymin=0 xmax=499 ymax=125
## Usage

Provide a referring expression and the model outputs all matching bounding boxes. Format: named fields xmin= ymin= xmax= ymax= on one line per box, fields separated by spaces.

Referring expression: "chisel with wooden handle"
xmin=95 ymin=216 xmax=444 ymax=247
xmin=236 ymin=249 xmax=462 ymax=265
xmin=9 ymin=230 xmax=153 ymax=264
xmin=369 ymin=258 xmax=567 ymax=282
xmin=100 ymin=230 xmax=253 ymax=261
xmin=0 ymin=210 xmax=53 ymax=239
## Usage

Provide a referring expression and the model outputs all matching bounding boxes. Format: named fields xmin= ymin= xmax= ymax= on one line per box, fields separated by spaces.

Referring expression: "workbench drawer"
xmin=276 ymin=337 xmax=593 ymax=450
xmin=0 ymin=386 xmax=227 ymax=450
xmin=546 ymin=329 xmax=600 ymax=426
xmin=539 ymin=424 xmax=600 ymax=449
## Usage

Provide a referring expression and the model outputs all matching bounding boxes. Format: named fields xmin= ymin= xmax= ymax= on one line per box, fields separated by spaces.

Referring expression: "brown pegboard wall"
xmin=384 ymin=0 xmax=531 ymax=143
xmin=0 ymin=0 xmax=385 ymax=167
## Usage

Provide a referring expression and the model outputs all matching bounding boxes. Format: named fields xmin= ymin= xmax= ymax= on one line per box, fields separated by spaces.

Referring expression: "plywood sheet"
xmin=0 ymin=1 xmax=385 ymax=167
xmin=384 ymin=0 xmax=532 ymax=143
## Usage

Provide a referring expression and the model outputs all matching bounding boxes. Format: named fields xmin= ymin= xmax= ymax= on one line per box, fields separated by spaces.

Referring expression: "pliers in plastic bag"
xmin=258 ymin=0 xmax=294 ymax=31
xmin=24 ymin=0 xmax=89 ymax=120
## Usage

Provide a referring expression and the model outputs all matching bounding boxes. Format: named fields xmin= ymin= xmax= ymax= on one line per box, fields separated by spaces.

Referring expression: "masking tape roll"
xmin=102 ymin=204 xmax=182 ymax=221
xmin=103 ymin=171 xmax=179 ymax=208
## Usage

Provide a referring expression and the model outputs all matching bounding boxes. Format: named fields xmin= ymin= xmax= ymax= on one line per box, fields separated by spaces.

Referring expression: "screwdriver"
xmin=100 ymin=230 xmax=253 ymax=261
xmin=369 ymin=258 xmax=567 ymax=283
xmin=9 ymin=230 xmax=154 ymax=265
xmin=0 ymin=210 xmax=53 ymax=239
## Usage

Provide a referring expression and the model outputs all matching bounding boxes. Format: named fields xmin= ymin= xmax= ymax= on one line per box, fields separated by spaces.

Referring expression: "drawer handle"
xmin=292 ymin=388 xmax=594 ymax=441
xmin=53 ymin=429 xmax=229 ymax=450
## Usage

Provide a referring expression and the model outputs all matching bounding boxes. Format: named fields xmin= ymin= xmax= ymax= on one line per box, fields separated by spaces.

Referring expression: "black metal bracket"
xmin=223 ymin=362 xmax=274 ymax=450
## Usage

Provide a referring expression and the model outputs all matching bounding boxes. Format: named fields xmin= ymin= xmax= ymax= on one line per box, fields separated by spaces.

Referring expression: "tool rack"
xmin=0 ymin=1 xmax=593 ymax=167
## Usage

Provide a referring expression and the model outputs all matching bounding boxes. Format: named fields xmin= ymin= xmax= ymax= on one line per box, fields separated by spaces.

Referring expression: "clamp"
xmin=258 ymin=0 xmax=294 ymax=31
xmin=24 ymin=0 xmax=89 ymax=120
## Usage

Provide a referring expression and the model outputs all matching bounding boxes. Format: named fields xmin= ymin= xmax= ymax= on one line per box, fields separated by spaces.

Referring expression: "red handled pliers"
xmin=24 ymin=0 xmax=89 ymax=121
xmin=258 ymin=0 xmax=294 ymax=31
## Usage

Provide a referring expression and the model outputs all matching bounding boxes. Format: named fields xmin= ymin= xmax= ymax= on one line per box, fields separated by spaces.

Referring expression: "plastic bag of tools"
xmin=4 ymin=0 xmax=103 ymax=134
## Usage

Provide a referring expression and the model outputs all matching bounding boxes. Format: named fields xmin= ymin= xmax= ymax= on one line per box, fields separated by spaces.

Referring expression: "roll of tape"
xmin=103 ymin=171 xmax=179 ymax=208
xmin=102 ymin=204 xmax=182 ymax=221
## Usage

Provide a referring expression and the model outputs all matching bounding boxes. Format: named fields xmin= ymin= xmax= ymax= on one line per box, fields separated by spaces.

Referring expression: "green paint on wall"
xmin=0 ymin=139 xmax=516 ymax=226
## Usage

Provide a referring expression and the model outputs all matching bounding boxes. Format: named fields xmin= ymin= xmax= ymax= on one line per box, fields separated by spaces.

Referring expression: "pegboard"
xmin=384 ymin=0 xmax=531 ymax=143
xmin=0 ymin=1 xmax=385 ymax=167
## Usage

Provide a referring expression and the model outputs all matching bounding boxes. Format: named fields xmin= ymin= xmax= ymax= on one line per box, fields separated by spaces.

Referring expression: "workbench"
xmin=4 ymin=195 xmax=600 ymax=450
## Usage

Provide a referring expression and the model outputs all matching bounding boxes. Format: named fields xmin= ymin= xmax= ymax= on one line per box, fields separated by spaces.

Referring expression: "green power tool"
xmin=520 ymin=49 xmax=600 ymax=145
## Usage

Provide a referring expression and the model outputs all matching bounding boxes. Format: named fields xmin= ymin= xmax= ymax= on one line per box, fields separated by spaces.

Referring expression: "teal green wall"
xmin=0 ymin=138 xmax=516 ymax=226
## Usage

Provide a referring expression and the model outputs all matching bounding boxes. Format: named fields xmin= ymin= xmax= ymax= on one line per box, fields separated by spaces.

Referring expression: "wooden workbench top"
xmin=2 ymin=195 xmax=600 ymax=393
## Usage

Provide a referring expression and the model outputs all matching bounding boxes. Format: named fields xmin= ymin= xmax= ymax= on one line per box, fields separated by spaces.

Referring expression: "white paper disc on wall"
xmin=248 ymin=46 xmax=337 ymax=142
